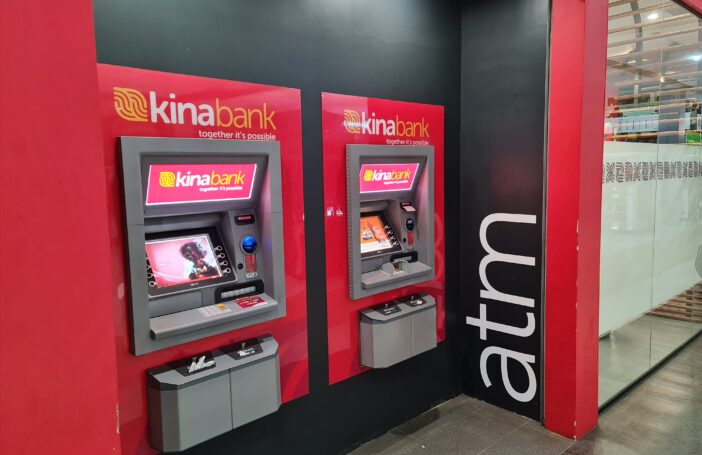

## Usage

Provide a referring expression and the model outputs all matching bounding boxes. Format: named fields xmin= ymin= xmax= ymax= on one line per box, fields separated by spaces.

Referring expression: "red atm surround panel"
xmin=321 ymin=92 xmax=446 ymax=385
xmin=98 ymin=64 xmax=308 ymax=454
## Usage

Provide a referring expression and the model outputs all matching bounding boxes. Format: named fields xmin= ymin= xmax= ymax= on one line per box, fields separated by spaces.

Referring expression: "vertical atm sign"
xmin=359 ymin=163 xmax=419 ymax=193
xmin=146 ymin=163 xmax=256 ymax=205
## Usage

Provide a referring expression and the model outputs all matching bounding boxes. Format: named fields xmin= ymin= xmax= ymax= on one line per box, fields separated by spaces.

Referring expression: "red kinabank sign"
xmin=145 ymin=163 xmax=258 ymax=205
xmin=97 ymin=64 xmax=308 ymax=455
xmin=358 ymin=162 xmax=420 ymax=193
xmin=321 ymin=92 xmax=446 ymax=384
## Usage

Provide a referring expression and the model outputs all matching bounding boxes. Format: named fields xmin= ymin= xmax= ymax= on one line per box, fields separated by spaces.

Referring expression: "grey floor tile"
xmin=351 ymin=431 xmax=421 ymax=455
xmin=458 ymin=402 xmax=529 ymax=437
xmin=479 ymin=424 xmax=573 ymax=455
xmin=563 ymin=429 xmax=641 ymax=455
xmin=392 ymin=396 xmax=486 ymax=440
xmin=401 ymin=420 xmax=500 ymax=455
xmin=568 ymin=426 xmax=700 ymax=455
xmin=390 ymin=407 xmax=454 ymax=441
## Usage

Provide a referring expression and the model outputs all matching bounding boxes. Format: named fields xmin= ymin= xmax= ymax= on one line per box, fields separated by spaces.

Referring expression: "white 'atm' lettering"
xmin=466 ymin=213 xmax=538 ymax=403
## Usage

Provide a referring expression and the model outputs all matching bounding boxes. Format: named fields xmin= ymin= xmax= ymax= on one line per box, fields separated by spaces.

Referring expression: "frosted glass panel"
xmin=600 ymin=0 xmax=702 ymax=407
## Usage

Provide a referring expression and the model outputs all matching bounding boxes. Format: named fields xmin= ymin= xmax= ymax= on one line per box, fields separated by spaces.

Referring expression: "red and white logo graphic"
xmin=146 ymin=163 xmax=256 ymax=205
xmin=359 ymin=163 xmax=419 ymax=193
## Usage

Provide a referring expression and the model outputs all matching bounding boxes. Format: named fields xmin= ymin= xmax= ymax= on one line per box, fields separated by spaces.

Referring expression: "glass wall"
xmin=601 ymin=0 xmax=702 ymax=406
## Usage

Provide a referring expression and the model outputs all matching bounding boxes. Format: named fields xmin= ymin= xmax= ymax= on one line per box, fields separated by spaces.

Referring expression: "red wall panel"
xmin=96 ymin=65 xmax=309 ymax=454
xmin=0 ymin=1 xmax=121 ymax=454
xmin=321 ymin=93 xmax=446 ymax=384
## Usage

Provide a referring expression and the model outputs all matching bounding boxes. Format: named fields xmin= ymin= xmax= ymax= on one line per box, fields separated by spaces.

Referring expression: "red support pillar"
xmin=544 ymin=0 xmax=609 ymax=439
xmin=0 ymin=1 xmax=121 ymax=453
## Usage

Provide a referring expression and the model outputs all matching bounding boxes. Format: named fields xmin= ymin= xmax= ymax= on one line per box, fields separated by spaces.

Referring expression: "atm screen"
xmin=360 ymin=213 xmax=402 ymax=256
xmin=145 ymin=234 xmax=223 ymax=289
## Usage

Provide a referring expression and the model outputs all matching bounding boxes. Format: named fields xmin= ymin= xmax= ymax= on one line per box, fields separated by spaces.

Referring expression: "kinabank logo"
xmin=113 ymin=87 xmax=276 ymax=129
xmin=158 ymin=170 xmax=246 ymax=188
xmin=343 ymin=109 xmax=429 ymax=138
xmin=363 ymin=168 xmax=411 ymax=183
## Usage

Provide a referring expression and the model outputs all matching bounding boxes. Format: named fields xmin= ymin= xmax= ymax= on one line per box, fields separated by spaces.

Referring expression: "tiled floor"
xmin=599 ymin=314 xmax=701 ymax=405
xmin=350 ymin=334 xmax=702 ymax=455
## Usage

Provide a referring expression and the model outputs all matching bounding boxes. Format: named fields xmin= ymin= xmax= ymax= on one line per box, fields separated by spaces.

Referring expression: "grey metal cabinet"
xmin=359 ymin=294 xmax=437 ymax=368
xmin=147 ymin=335 xmax=280 ymax=452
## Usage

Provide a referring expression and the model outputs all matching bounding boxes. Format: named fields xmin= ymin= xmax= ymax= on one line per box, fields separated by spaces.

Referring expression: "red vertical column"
xmin=544 ymin=0 xmax=608 ymax=439
xmin=0 ymin=1 xmax=121 ymax=454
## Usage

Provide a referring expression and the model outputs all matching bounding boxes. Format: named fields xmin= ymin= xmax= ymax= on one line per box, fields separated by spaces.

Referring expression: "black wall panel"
xmin=460 ymin=0 xmax=549 ymax=420
xmin=94 ymin=1 xmax=462 ymax=453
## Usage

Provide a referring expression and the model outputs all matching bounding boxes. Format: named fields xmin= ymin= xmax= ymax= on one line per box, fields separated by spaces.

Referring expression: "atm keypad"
xmin=198 ymin=304 xmax=232 ymax=318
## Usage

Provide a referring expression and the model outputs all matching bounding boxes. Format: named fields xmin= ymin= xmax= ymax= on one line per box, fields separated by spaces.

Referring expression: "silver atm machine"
xmin=120 ymin=137 xmax=286 ymax=355
xmin=347 ymin=145 xmax=438 ymax=368
xmin=346 ymin=145 xmax=435 ymax=299
xmin=120 ymin=137 xmax=284 ymax=451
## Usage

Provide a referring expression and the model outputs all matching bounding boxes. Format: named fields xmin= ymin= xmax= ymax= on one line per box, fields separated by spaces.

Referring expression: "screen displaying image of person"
xmin=145 ymin=234 xmax=223 ymax=289
xmin=180 ymin=241 xmax=219 ymax=280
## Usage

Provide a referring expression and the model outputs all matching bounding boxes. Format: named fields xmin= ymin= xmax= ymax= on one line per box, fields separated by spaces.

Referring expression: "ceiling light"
xmin=691 ymin=54 xmax=702 ymax=62
xmin=647 ymin=12 xmax=659 ymax=20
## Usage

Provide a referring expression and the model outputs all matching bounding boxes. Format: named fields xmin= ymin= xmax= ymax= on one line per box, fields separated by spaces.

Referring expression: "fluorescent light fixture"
xmin=690 ymin=54 xmax=702 ymax=62
xmin=647 ymin=12 xmax=659 ymax=20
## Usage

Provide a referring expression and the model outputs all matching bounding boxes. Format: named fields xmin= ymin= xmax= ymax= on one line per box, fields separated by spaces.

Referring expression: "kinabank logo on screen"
xmin=146 ymin=163 xmax=256 ymax=205
xmin=158 ymin=170 xmax=246 ymax=189
xmin=362 ymin=168 xmax=411 ymax=183
xmin=359 ymin=163 xmax=419 ymax=193
xmin=113 ymin=87 xmax=276 ymax=129
xmin=343 ymin=109 xmax=429 ymax=138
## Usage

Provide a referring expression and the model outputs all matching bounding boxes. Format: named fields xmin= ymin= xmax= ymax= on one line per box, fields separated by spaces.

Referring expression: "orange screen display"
xmin=360 ymin=215 xmax=393 ymax=254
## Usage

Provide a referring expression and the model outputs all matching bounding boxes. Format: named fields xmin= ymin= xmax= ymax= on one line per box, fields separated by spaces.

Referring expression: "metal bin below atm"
xmin=359 ymin=294 xmax=437 ymax=369
xmin=147 ymin=335 xmax=280 ymax=453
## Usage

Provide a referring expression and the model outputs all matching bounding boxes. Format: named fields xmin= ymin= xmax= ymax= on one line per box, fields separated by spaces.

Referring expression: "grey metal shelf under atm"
xmin=360 ymin=294 xmax=437 ymax=369
xmin=147 ymin=335 xmax=280 ymax=453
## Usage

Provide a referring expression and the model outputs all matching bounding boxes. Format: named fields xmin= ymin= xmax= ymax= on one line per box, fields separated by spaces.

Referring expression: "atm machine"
xmin=120 ymin=136 xmax=286 ymax=355
xmin=120 ymin=137 xmax=285 ymax=451
xmin=346 ymin=145 xmax=438 ymax=368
